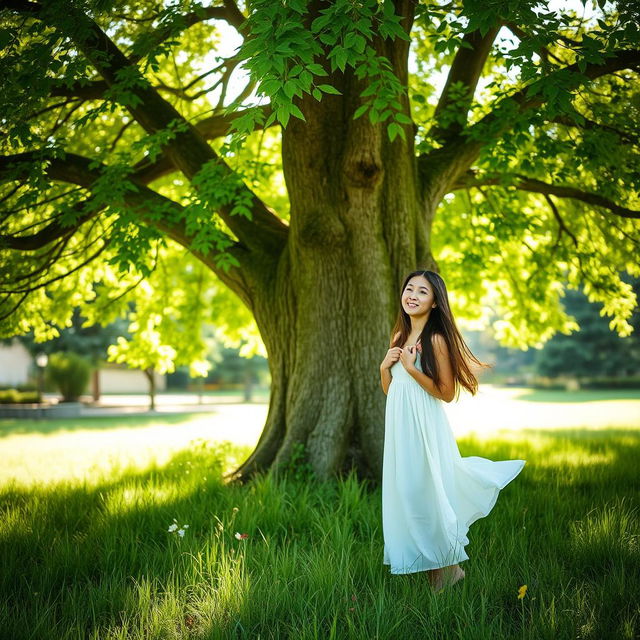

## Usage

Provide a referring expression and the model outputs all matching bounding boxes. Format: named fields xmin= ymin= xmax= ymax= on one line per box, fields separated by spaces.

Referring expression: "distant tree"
xmin=206 ymin=345 xmax=269 ymax=400
xmin=463 ymin=327 xmax=537 ymax=381
xmin=13 ymin=309 xmax=128 ymax=399
xmin=535 ymin=276 xmax=640 ymax=380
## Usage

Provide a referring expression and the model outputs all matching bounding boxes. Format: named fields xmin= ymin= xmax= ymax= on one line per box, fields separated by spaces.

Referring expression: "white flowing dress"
xmin=382 ymin=349 xmax=526 ymax=574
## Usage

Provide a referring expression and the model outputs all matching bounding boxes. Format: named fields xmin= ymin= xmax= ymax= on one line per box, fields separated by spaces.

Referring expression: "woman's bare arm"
xmin=380 ymin=331 xmax=401 ymax=395
xmin=406 ymin=334 xmax=456 ymax=402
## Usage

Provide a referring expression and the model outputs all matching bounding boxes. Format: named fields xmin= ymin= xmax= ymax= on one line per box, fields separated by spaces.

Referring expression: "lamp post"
xmin=36 ymin=352 xmax=48 ymax=419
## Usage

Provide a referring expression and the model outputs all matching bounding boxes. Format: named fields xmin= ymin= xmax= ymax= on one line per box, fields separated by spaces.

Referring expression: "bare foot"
xmin=430 ymin=564 xmax=465 ymax=594
xmin=428 ymin=568 xmax=443 ymax=591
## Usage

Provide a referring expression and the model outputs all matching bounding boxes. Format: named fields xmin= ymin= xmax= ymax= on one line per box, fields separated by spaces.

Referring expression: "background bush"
xmin=0 ymin=389 xmax=39 ymax=404
xmin=45 ymin=352 xmax=91 ymax=402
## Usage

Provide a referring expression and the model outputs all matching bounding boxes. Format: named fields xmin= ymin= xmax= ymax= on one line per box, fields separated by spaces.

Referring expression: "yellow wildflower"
xmin=517 ymin=584 xmax=528 ymax=599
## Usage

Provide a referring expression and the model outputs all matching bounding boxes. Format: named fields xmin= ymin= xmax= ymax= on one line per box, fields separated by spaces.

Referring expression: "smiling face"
xmin=401 ymin=274 xmax=436 ymax=318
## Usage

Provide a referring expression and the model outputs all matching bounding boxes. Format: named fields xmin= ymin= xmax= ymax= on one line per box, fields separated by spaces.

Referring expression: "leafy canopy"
xmin=0 ymin=0 xmax=639 ymax=374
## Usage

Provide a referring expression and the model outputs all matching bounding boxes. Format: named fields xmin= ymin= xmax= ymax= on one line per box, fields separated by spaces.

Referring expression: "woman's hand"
xmin=399 ymin=345 xmax=418 ymax=371
xmin=380 ymin=346 xmax=402 ymax=370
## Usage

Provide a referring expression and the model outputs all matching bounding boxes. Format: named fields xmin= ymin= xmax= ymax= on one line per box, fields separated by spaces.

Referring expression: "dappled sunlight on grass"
xmin=509 ymin=387 xmax=640 ymax=404
xmin=105 ymin=483 xmax=193 ymax=514
xmin=2 ymin=389 xmax=638 ymax=489
xmin=569 ymin=497 xmax=638 ymax=562
xmin=0 ymin=412 xmax=209 ymax=437
xmin=0 ymin=393 xmax=638 ymax=638
xmin=447 ymin=386 xmax=640 ymax=436
xmin=1 ymin=427 xmax=639 ymax=639
xmin=0 ymin=407 xmax=264 ymax=487
xmin=536 ymin=450 xmax=615 ymax=468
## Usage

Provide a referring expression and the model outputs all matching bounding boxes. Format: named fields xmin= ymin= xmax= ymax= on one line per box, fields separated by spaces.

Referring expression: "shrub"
xmin=0 ymin=389 xmax=39 ymax=404
xmin=45 ymin=352 xmax=91 ymax=402
xmin=580 ymin=376 xmax=640 ymax=390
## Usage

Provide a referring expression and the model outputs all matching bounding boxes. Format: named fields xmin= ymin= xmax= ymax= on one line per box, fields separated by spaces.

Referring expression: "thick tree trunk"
xmin=228 ymin=3 xmax=439 ymax=484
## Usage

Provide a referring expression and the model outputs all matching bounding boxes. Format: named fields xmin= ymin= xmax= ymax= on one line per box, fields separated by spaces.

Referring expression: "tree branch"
xmin=451 ymin=171 xmax=640 ymax=219
xmin=1 ymin=241 xmax=113 ymax=308
xmin=503 ymin=22 xmax=566 ymax=67
xmin=0 ymin=206 xmax=90 ymax=250
xmin=419 ymin=48 xmax=640 ymax=200
xmin=49 ymin=80 xmax=108 ymax=100
xmin=462 ymin=48 xmax=640 ymax=148
xmin=0 ymin=151 xmax=256 ymax=306
xmin=544 ymin=193 xmax=578 ymax=248
xmin=430 ymin=26 xmax=501 ymax=141
xmin=49 ymin=58 xmax=242 ymax=103
xmin=132 ymin=105 xmax=273 ymax=184
xmin=9 ymin=1 xmax=287 ymax=259
xmin=549 ymin=113 xmax=638 ymax=146
xmin=4 ymin=0 xmax=246 ymax=65
xmin=127 ymin=3 xmax=246 ymax=65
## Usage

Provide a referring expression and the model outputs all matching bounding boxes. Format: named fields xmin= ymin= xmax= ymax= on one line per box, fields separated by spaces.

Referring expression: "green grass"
xmin=509 ymin=388 xmax=640 ymax=403
xmin=1 ymin=417 xmax=639 ymax=638
xmin=0 ymin=413 xmax=203 ymax=437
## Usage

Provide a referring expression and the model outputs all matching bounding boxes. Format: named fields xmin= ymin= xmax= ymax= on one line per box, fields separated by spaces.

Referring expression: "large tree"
xmin=1 ymin=0 xmax=639 ymax=482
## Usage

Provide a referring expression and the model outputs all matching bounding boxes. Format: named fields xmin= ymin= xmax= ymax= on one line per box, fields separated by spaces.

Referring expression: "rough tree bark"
xmin=229 ymin=3 xmax=441 ymax=483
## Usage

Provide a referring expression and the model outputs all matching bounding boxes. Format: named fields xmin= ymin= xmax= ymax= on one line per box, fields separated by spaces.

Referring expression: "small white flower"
xmin=168 ymin=518 xmax=189 ymax=536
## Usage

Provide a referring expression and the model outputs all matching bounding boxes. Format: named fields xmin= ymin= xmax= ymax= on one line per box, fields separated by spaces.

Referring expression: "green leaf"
xmin=284 ymin=80 xmax=299 ymax=99
xmin=277 ymin=105 xmax=291 ymax=128
xmin=289 ymin=103 xmax=306 ymax=121
xmin=395 ymin=113 xmax=412 ymax=125
xmin=311 ymin=14 xmax=332 ymax=33
xmin=308 ymin=63 xmax=328 ymax=76
xmin=353 ymin=104 xmax=369 ymax=119
xmin=319 ymin=32 xmax=337 ymax=46
xmin=335 ymin=48 xmax=348 ymax=72
xmin=318 ymin=84 xmax=341 ymax=95
xmin=0 ymin=28 xmax=13 ymax=49
xmin=264 ymin=111 xmax=277 ymax=128
xmin=387 ymin=122 xmax=404 ymax=142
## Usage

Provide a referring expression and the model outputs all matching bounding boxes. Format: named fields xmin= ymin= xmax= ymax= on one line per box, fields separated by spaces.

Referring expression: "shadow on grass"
xmin=0 ymin=411 xmax=222 ymax=438
xmin=1 ymin=430 xmax=638 ymax=639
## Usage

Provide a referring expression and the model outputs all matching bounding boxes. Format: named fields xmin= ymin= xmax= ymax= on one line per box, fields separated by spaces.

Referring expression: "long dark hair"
xmin=390 ymin=269 xmax=489 ymax=398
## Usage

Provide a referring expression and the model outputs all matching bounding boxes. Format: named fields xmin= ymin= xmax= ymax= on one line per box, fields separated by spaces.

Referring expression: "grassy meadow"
xmin=0 ymin=389 xmax=638 ymax=639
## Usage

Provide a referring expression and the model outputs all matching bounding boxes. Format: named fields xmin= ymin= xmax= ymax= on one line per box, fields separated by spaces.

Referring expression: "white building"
xmin=0 ymin=339 xmax=166 ymax=393
xmin=0 ymin=339 xmax=32 ymax=387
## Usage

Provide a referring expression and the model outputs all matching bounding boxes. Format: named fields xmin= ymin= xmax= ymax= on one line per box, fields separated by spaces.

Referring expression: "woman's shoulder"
xmin=431 ymin=333 xmax=449 ymax=353
xmin=430 ymin=332 xmax=449 ymax=352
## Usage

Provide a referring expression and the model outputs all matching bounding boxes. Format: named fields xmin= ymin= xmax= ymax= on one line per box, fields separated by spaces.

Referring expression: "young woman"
xmin=380 ymin=269 xmax=526 ymax=593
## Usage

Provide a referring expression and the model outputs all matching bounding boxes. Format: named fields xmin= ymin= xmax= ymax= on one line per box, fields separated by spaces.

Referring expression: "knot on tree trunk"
xmin=343 ymin=157 xmax=383 ymax=189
